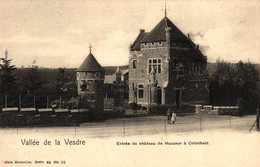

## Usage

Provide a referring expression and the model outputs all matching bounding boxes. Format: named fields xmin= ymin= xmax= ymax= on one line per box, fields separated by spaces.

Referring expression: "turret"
xmin=76 ymin=44 xmax=105 ymax=119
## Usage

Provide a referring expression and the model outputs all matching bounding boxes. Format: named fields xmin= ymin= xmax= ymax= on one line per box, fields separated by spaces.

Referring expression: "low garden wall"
xmin=0 ymin=108 xmax=90 ymax=127
xmin=195 ymin=105 xmax=240 ymax=116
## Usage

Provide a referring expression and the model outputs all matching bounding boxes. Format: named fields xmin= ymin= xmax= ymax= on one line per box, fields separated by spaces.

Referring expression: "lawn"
xmin=1 ymin=114 xmax=256 ymax=137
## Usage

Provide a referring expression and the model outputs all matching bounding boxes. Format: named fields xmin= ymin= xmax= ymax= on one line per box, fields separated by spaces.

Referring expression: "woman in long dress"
xmin=171 ymin=112 xmax=176 ymax=124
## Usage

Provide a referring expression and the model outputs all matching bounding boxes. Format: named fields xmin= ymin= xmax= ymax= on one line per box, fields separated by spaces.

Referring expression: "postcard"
xmin=0 ymin=0 xmax=259 ymax=166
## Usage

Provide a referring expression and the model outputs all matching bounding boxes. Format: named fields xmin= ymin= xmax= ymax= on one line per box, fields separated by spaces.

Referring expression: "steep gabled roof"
xmin=173 ymin=48 xmax=205 ymax=61
xmin=76 ymin=53 xmax=104 ymax=72
xmin=140 ymin=17 xmax=190 ymax=43
xmin=130 ymin=30 xmax=148 ymax=51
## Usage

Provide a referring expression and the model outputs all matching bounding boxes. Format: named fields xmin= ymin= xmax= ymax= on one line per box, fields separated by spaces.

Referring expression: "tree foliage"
xmin=235 ymin=61 xmax=259 ymax=114
xmin=0 ymin=50 xmax=18 ymax=107
xmin=0 ymin=49 xmax=17 ymax=95
xmin=55 ymin=68 xmax=77 ymax=102
xmin=209 ymin=59 xmax=259 ymax=115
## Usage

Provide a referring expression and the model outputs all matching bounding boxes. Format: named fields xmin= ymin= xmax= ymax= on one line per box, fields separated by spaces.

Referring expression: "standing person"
xmin=166 ymin=108 xmax=171 ymax=124
xmin=171 ymin=111 xmax=177 ymax=124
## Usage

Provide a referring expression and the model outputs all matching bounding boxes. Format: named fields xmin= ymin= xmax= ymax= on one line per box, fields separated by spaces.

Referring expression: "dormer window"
xmin=158 ymin=41 xmax=162 ymax=45
xmin=152 ymin=42 xmax=154 ymax=45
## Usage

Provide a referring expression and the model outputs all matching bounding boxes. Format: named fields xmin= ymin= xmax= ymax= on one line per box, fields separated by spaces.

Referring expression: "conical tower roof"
xmin=76 ymin=52 xmax=104 ymax=72
xmin=140 ymin=17 xmax=190 ymax=43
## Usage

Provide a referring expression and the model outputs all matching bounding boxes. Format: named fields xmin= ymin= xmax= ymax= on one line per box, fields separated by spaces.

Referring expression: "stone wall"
xmin=0 ymin=108 xmax=89 ymax=127
xmin=195 ymin=105 xmax=240 ymax=116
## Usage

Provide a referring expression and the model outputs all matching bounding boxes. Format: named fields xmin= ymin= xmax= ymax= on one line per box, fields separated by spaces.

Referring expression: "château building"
xmin=129 ymin=15 xmax=209 ymax=111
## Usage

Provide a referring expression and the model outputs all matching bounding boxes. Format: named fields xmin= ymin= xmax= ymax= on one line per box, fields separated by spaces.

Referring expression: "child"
xmin=166 ymin=108 xmax=171 ymax=124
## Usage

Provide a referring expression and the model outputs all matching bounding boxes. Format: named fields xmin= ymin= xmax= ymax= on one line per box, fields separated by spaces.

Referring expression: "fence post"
xmin=200 ymin=117 xmax=202 ymax=131
xmin=59 ymin=96 xmax=62 ymax=109
xmin=165 ymin=120 xmax=167 ymax=135
xmin=34 ymin=95 xmax=36 ymax=108
xmin=5 ymin=94 xmax=7 ymax=108
xmin=47 ymin=96 xmax=49 ymax=108
xmin=229 ymin=115 xmax=231 ymax=128
xmin=19 ymin=95 xmax=21 ymax=109
xmin=257 ymin=109 xmax=259 ymax=131
xmin=123 ymin=119 xmax=125 ymax=136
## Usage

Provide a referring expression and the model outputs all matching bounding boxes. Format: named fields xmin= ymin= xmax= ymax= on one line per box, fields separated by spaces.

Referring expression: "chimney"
xmin=165 ymin=27 xmax=172 ymax=59
xmin=140 ymin=29 xmax=145 ymax=33
xmin=196 ymin=45 xmax=199 ymax=49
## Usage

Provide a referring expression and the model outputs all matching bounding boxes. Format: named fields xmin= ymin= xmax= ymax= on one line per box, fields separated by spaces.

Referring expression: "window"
xmin=138 ymin=84 xmax=144 ymax=99
xmin=81 ymin=84 xmax=87 ymax=91
xmin=90 ymin=92 xmax=95 ymax=101
xmin=148 ymin=58 xmax=162 ymax=74
xmin=133 ymin=59 xmax=137 ymax=69
xmin=95 ymin=72 xmax=100 ymax=78
xmin=193 ymin=61 xmax=200 ymax=74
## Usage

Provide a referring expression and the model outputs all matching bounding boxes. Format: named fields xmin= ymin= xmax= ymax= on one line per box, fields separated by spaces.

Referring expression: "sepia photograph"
xmin=0 ymin=0 xmax=259 ymax=166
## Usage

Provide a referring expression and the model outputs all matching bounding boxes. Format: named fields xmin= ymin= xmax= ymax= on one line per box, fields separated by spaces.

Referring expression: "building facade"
xmin=129 ymin=16 xmax=209 ymax=111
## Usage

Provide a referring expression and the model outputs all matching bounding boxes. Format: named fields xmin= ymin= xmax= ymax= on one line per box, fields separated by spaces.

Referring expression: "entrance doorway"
xmin=175 ymin=90 xmax=181 ymax=108
xmin=157 ymin=88 xmax=162 ymax=105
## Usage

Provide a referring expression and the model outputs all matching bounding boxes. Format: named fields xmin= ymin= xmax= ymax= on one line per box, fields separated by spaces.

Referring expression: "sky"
xmin=0 ymin=0 xmax=259 ymax=68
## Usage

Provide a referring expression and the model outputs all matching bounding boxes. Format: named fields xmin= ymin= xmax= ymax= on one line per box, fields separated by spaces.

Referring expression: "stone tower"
xmin=76 ymin=44 xmax=105 ymax=119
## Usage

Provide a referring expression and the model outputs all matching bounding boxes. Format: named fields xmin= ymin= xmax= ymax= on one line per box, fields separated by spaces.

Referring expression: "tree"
xmin=209 ymin=59 xmax=260 ymax=115
xmin=210 ymin=59 xmax=237 ymax=105
xmin=56 ymin=68 xmax=70 ymax=90
xmin=56 ymin=68 xmax=70 ymax=99
xmin=0 ymin=49 xmax=17 ymax=106
xmin=19 ymin=60 xmax=45 ymax=108
xmin=55 ymin=68 xmax=77 ymax=108
xmin=24 ymin=61 xmax=44 ymax=93
xmin=235 ymin=61 xmax=259 ymax=114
